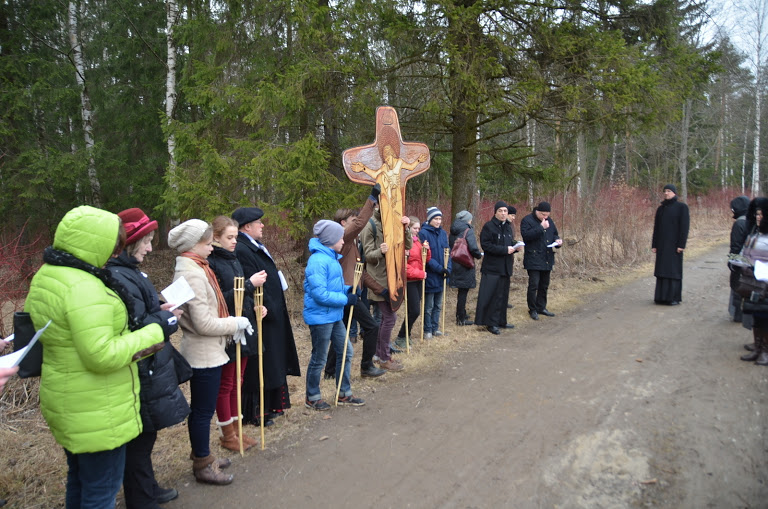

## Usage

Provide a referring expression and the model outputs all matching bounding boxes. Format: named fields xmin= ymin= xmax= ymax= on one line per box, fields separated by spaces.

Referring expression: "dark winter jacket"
xmin=208 ymin=245 xmax=257 ymax=358
xmin=235 ymin=232 xmax=301 ymax=391
xmin=652 ymin=196 xmax=690 ymax=279
xmin=479 ymin=216 xmax=517 ymax=277
xmin=520 ymin=210 xmax=561 ymax=271
xmin=730 ymin=196 xmax=750 ymax=255
xmin=106 ymin=251 xmax=190 ymax=433
xmin=448 ymin=220 xmax=482 ymax=289
xmin=419 ymin=222 xmax=452 ymax=293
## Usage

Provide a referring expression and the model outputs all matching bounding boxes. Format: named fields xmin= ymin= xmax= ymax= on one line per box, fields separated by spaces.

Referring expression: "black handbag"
xmin=170 ymin=343 xmax=192 ymax=384
xmin=12 ymin=312 xmax=43 ymax=378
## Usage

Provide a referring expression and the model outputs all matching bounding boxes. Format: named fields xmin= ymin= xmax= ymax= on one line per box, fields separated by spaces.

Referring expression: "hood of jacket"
xmin=53 ymin=206 xmax=119 ymax=269
xmin=450 ymin=220 xmax=470 ymax=236
xmin=731 ymin=195 xmax=750 ymax=219
xmin=308 ymin=237 xmax=342 ymax=260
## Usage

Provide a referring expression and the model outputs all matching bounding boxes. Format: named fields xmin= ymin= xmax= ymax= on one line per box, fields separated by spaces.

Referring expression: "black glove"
xmin=370 ymin=183 xmax=381 ymax=202
xmin=346 ymin=293 xmax=359 ymax=306
xmin=379 ymin=288 xmax=389 ymax=299
xmin=443 ymin=268 xmax=451 ymax=277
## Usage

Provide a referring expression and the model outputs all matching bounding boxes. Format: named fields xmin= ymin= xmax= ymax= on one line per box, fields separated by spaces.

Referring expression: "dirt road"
xmin=166 ymin=245 xmax=768 ymax=508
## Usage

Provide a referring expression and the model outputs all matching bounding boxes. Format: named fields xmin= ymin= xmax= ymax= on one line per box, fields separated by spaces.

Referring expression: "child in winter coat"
xmin=394 ymin=216 xmax=430 ymax=348
xmin=303 ymin=220 xmax=366 ymax=410
xmin=419 ymin=207 xmax=452 ymax=337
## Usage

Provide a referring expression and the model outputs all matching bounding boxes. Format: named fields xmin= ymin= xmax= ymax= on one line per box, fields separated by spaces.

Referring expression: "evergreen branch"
xmin=114 ymin=0 xmax=166 ymax=68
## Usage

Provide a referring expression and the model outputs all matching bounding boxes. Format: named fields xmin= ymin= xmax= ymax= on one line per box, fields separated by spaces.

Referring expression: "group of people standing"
xmin=14 ymin=192 xmax=566 ymax=507
xmin=22 ymin=204 xmax=301 ymax=507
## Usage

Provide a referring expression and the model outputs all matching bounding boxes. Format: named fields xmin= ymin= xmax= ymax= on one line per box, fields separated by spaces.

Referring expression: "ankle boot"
xmin=742 ymin=329 xmax=761 ymax=361
xmin=219 ymin=422 xmax=252 ymax=452
xmin=192 ymin=454 xmax=233 ymax=485
xmin=755 ymin=331 xmax=768 ymax=365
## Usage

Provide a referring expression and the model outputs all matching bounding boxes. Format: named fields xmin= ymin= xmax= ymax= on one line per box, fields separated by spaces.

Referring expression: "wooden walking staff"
xmin=420 ymin=243 xmax=428 ymax=343
xmin=336 ymin=261 xmax=364 ymax=406
xmin=342 ymin=106 xmax=430 ymax=312
xmin=254 ymin=286 xmax=266 ymax=450
xmin=233 ymin=277 xmax=245 ymax=456
xmin=404 ymin=250 xmax=410 ymax=354
xmin=441 ymin=248 xmax=449 ymax=334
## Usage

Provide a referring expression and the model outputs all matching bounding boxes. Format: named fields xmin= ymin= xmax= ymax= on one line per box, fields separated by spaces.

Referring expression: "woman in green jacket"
xmin=24 ymin=206 xmax=165 ymax=508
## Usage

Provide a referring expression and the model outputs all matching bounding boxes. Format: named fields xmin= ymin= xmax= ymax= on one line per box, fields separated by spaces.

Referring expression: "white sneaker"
xmin=424 ymin=332 xmax=433 ymax=339
xmin=434 ymin=330 xmax=443 ymax=336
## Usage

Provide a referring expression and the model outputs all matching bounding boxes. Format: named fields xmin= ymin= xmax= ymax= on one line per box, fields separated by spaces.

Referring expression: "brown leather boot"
xmin=233 ymin=418 xmax=259 ymax=449
xmin=219 ymin=423 xmax=252 ymax=452
xmin=191 ymin=454 xmax=233 ymax=485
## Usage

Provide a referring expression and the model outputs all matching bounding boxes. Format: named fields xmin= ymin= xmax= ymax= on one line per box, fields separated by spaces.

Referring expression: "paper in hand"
xmin=547 ymin=241 xmax=560 ymax=248
xmin=513 ymin=241 xmax=525 ymax=249
xmin=161 ymin=277 xmax=195 ymax=311
xmin=0 ymin=320 xmax=51 ymax=369
xmin=754 ymin=260 xmax=768 ymax=282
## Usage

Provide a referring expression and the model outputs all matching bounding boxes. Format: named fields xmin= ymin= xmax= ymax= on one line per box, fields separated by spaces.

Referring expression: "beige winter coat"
xmin=173 ymin=256 xmax=239 ymax=368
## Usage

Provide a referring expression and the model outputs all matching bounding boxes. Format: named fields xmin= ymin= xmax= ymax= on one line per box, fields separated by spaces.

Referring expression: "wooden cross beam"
xmin=342 ymin=106 xmax=430 ymax=311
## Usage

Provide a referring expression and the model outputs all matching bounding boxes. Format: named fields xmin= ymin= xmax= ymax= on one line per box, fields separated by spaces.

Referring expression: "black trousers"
xmin=123 ymin=431 xmax=161 ymax=509
xmin=326 ymin=300 xmax=378 ymax=375
xmin=526 ymin=269 xmax=551 ymax=312
xmin=396 ymin=281 xmax=422 ymax=338
xmin=456 ymin=287 xmax=470 ymax=321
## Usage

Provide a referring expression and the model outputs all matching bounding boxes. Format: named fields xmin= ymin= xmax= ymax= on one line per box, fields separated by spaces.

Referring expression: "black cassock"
xmin=651 ymin=196 xmax=690 ymax=303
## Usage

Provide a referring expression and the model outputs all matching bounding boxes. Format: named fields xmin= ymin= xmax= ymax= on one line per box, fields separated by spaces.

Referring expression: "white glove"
xmin=235 ymin=317 xmax=251 ymax=330
xmin=233 ymin=329 xmax=247 ymax=345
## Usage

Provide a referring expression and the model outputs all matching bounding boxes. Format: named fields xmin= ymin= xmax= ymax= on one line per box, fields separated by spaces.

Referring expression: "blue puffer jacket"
xmin=303 ymin=238 xmax=350 ymax=325
xmin=419 ymin=222 xmax=453 ymax=293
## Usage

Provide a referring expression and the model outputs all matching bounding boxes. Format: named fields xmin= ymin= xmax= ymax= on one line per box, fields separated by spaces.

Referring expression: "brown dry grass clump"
xmin=0 ymin=201 xmax=730 ymax=508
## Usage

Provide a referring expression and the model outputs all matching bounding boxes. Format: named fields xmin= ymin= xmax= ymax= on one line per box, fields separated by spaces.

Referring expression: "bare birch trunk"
xmin=752 ymin=80 xmax=762 ymax=195
xmin=526 ymin=118 xmax=535 ymax=207
xmin=68 ymin=0 xmax=101 ymax=206
xmin=166 ymin=0 xmax=179 ymax=196
xmin=576 ymin=130 xmax=585 ymax=198
xmin=679 ymin=99 xmax=691 ymax=202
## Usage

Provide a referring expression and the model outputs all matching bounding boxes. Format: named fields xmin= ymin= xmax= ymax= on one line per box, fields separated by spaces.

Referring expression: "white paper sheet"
xmin=0 ymin=320 xmax=51 ymax=369
xmin=754 ymin=260 xmax=768 ymax=282
xmin=547 ymin=241 xmax=559 ymax=248
xmin=161 ymin=277 xmax=195 ymax=311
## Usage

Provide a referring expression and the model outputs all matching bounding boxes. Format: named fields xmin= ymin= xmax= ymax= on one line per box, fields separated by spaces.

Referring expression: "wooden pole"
xmin=233 ymin=277 xmax=245 ymax=456
xmin=442 ymin=248 xmax=449 ymax=334
xmin=404 ymin=251 xmax=410 ymax=354
xmin=336 ymin=261 xmax=364 ymax=406
xmin=421 ymin=243 xmax=427 ymax=343
xmin=254 ymin=286 xmax=265 ymax=450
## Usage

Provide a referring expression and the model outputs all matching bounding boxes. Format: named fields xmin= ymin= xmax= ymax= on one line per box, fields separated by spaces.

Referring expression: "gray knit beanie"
xmin=456 ymin=210 xmax=472 ymax=224
xmin=168 ymin=219 xmax=210 ymax=253
xmin=313 ymin=219 xmax=344 ymax=247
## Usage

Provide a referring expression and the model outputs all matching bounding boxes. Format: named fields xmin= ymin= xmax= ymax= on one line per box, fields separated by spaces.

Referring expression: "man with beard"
xmin=651 ymin=184 xmax=690 ymax=305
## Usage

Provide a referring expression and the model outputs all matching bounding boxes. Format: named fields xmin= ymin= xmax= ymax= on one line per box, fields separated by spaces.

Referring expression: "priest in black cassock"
xmin=651 ymin=184 xmax=690 ymax=305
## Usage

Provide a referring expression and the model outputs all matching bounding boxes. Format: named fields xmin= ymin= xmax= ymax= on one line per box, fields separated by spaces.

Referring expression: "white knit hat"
xmin=168 ymin=219 xmax=210 ymax=253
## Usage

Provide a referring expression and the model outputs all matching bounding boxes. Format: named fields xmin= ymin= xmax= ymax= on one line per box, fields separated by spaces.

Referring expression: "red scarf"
xmin=181 ymin=252 xmax=229 ymax=319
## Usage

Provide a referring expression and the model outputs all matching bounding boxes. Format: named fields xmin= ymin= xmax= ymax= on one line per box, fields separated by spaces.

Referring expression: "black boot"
xmin=756 ymin=331 xmax=768 ymax=365
xmin=742 ymin=329 xmax=761 ymax=361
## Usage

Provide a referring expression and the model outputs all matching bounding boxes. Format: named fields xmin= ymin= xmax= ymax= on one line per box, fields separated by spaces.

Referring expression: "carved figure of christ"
xmin=342 ymin=106 xmax=430 ymax=311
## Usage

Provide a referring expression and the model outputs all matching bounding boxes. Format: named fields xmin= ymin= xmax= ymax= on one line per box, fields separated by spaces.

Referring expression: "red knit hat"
xmin=118 ymin=208 xmax=158 ymax=245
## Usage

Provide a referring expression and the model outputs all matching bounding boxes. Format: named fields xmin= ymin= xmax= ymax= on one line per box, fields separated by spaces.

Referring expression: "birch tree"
xmin=68 ymin=0 xmax=100 ymax=206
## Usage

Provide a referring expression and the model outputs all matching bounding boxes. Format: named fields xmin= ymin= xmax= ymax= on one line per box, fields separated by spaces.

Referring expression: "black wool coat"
xmin=520 ymin=212 xmax=561 ymax=271
xmin=479 ymin=217 xmax=517 ymax=277
xmin=651 ymin=196 xmax=690 ymax=280
xmin=448 ymin=220 xmax=482 ymax=289
xmin=106 ymin=251 xmax=190 ymax=432
xmin=235 ymin=233 xmax=301 ymax=392
xmin=208 ymin=245 xmax=258 ymax=358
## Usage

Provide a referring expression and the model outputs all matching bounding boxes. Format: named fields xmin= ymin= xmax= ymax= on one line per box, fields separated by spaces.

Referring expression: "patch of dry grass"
xmin=0 ymin=208 xmax=730 ymax=508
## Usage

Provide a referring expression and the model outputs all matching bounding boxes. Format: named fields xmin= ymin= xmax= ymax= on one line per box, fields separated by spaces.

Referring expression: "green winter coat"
xmin=24 ymin=206 xmax=164 ymax=454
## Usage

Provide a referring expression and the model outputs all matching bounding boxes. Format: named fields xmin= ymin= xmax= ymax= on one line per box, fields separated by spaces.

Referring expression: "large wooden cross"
xmin=342 ymin=106 xmax=430 ymax=311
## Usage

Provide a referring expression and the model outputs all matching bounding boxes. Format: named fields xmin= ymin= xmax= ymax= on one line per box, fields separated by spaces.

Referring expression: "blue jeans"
xmin=188 ymin=366 xmax=222 ymax=458
xmin=307 ymin=321 xmax=353 ymax=401
xmin=423 ymin=291 xmax=443 ymax=334
xmin=65 ymin=444 xmax=126 ymax=509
